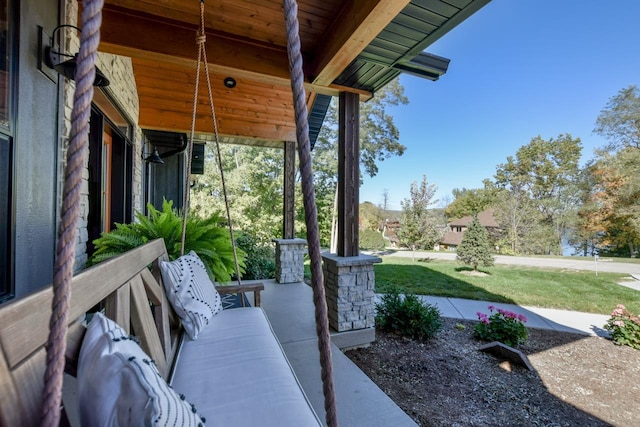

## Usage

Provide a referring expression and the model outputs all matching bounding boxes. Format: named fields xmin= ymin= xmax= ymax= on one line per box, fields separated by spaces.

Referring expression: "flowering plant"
xmin=474 ymin=305 xmax=528 ymax=347
xmin=604 ymin=304 xmax=640 ymax=350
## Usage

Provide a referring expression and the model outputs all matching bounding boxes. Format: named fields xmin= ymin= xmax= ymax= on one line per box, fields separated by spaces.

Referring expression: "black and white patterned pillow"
xmin=159 ymin=251 xmax=222 ymax=339
xmin=78 ymin=313 xmax=206 ymax=427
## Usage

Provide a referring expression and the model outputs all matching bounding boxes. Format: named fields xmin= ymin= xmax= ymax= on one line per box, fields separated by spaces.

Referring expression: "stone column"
xmin=273 ymin=238 xmax=307 ymax=283
xmin=322 ymin=253 xmax=381 ymax=332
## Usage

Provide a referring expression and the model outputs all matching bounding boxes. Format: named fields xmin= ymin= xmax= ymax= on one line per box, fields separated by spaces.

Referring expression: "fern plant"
xmin=90 ymin=199 xmax=245 ymax=282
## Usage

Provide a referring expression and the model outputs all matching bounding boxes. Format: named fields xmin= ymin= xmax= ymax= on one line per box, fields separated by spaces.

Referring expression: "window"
xmin=0 ymin=0 xmax=14 ymax=302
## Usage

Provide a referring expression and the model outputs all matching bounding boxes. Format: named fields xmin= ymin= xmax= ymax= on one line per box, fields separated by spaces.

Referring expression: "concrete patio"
xmin=246 ymin=279 xmax=417 ymax=427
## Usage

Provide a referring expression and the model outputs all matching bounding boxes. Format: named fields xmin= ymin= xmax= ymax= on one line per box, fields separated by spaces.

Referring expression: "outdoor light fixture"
xmin=43 ymin=24 xmax=110 ymax=87
xmin=223 ymin=77 xmax=237 ymax=88
xmin=144 ymin=146 xmax=164 ymax=164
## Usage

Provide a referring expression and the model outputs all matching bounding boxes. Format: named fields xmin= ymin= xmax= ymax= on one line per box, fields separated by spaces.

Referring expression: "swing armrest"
xmin=215 ymin=283 xmax=265 ymax=307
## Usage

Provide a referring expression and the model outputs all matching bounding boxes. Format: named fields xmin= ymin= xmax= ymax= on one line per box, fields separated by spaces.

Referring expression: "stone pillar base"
xmin=273 ymin=238 xmax=307 ymax=283
xmin=322 ymin=253 xmax=381 ymax=332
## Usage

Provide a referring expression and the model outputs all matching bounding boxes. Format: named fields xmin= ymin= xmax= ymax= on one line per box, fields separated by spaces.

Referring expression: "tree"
xmin=576 ymin=147 xmax=640 ymax=256
xmin=594 ymin=85 xmax=640 ymax=151
xmin=398 ymin=175 xmax=442 ymax=250
xmin=456 ymin=215 xmax=494 ymax=271
xmin=494 ymin=134 xmax=582 ymax=254
xmin=380 ymin=188 xmax=391 ymax=215
xmin=493 ymin=189 xmax=542 ymax=255
xmin=445 ymin=180 xmax=500 ymax=220
xmin=359 ymin=201 xmax=383 ymax=231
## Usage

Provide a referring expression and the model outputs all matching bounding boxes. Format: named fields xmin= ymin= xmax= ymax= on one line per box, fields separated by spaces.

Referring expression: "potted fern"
xmin=90 ymin=199 xmax=245 ymax=283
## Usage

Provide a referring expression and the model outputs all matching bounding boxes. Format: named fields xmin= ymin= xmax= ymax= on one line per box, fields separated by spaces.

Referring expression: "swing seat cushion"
xmin=160 ymin=251 xmax=223 ymax=340
xmin=171 ymin=307 xmax=322 ymax=426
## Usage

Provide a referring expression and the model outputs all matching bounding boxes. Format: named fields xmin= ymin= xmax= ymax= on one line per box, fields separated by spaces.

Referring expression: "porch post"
xmin=322 ymin=92 xmax=378 ymax=349
xmin=283 ymin=140 xmax=296 ymax=239
xmin=273 ymin=140 xmax=307 ymax=283
xmin=337 ymin=91 xmax=359 ymax=257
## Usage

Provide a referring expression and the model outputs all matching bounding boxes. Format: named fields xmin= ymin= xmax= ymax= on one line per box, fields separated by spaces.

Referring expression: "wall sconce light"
xmin=144 ymin=146 xmax=164 ymax=164
xmin=43 ymin=24 xmax=110 ymax=87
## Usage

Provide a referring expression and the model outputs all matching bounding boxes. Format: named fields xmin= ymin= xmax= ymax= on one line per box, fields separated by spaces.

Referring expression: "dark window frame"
xmin=0 ymin=0 xmax=16 ymax=303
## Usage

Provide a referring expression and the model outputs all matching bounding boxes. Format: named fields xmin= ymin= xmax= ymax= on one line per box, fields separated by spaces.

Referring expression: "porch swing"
xmin=0 ymin=0 xmax=338 ymax=426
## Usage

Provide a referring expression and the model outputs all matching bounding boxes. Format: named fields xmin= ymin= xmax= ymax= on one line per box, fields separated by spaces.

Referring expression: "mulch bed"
xmin=345 ymin=318 xmax=640 ymax=426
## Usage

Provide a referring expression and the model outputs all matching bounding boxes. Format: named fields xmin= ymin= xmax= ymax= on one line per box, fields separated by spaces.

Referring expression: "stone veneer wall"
xmin=321 ymin=253 xmax=381 ymax=332
xmin=63 ymin=0 xmax=142 ymax=270
xmin=273 ymin=238 xmax=307 ymax=283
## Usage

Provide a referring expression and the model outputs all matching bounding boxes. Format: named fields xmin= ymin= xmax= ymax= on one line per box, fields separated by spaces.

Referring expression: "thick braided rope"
xmin=41 ymin=0 xmax=103 ymax=425
xmin=282 ymin=0 xmax=337 ymax=425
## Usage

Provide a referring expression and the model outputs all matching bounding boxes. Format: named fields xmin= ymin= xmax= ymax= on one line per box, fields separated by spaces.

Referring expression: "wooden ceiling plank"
xmin=99 ymin=6 xmax=293 ymax=84
xmin=139 ymin=107 xmax=296 ymax=141
xmin=309 ymin=0 xmax=411 ymax=86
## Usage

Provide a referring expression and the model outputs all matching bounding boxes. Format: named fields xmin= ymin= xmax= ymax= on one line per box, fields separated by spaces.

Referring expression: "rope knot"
xmin=196 ymin=32 xmax=206 ymax=45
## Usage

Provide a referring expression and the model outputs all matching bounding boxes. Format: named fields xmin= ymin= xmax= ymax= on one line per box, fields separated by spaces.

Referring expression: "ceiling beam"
xmin=98 ymin=5 xmax=371 ymax=98
xmin=308 ymin=0 xmax=411 ymax=87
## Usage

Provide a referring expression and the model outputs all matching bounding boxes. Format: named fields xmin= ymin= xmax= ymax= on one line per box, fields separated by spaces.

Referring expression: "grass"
xmin=374 ymin=256 xmax=640 ymax=315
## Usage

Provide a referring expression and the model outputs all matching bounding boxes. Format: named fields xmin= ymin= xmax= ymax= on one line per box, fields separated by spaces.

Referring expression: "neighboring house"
xmin=440 ymin=209 xmax=501 ymax=251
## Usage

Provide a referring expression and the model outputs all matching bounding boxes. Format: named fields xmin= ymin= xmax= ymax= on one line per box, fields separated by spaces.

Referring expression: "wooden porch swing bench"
xmin=0 ymin=239 xmax=322 ymax=426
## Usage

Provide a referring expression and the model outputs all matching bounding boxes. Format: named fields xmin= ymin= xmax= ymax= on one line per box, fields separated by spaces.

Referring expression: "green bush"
xmin=604 ymin=304 xmax=640 ymax=350
xmin=235 ymin=233 xmax=276 ymax=280
xmin=90 ymin=199 xmax=245 ymax=282
xmin=360 ymin=229 xmax=386 ymax=251
xmin=474 ymin=306 xmax=528 ymax=347
xmin=376 ymin=287 xmax=443 ymax=340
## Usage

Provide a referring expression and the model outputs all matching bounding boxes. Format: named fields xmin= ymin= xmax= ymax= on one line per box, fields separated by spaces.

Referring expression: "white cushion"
xmin=78 ymin=312 xmax=205 ymax=427
xmin=171 ymin=307 xmax=322 ymax=426
xmin=160 ymin=251 xmax=222 ymax=339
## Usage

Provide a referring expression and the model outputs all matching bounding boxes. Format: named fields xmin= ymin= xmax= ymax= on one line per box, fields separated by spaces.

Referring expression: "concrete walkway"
xmin=378 ymin=294 xmax=612 ymax=337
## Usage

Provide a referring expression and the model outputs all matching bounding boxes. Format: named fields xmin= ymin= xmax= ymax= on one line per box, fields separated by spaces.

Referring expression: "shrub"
xmin=376 ymin=287 xmax=443 ymax=340
xmin=235 ymin=233 xmax=276 ymax=280
xmin=604 ymin=304 xmax=640 ymax=350
xmin=90 ymin=199 xmax=245 ymax=282
xmin=474 ymin=305 xmax=528 ymax=347
xmin=360 ymin=229 xmax=386 ymax=251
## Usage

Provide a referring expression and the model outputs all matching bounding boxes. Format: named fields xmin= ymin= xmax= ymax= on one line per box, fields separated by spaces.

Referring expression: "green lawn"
xmin=374 ymin=256 xmax=640 ymax=315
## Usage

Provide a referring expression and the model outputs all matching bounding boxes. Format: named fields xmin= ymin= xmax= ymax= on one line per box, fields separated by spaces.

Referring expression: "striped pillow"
xmin=78 ymin=313 xmax=205 ymax=427
xmin=159 ymin=251 xmax=222 ymax=340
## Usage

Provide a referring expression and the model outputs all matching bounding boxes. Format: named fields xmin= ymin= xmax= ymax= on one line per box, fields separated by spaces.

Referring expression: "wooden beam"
xmin=99 ymin=6 xmax=291 ymax=84
xmin=283 ymin=140 xmax=296 ymax=239
xmin=309 ymin=0 xmax=411 ymax=86
xmin=337 ymin=92 xmax=360 ymax=257
xmin=99 ymin=5 xmax=372 ymax=98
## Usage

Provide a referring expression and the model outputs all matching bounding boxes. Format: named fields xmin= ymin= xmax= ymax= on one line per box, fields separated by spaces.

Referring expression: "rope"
xmin=181 ymin=0 xmax=243 ymax=284
xmin=41 ymin=0 xmax=104 ymax=425
xmin=282 ymin=1 xmax=338 ymax=425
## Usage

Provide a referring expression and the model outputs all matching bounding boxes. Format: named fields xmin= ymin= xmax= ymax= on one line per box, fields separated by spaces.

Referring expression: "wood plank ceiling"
xmin=92 ymin=0 xmax=489 ymax=147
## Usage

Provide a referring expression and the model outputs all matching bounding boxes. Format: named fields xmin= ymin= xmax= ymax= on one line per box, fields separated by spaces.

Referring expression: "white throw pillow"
xmin=78 ymin=312 xmax=206 ymax=427
xmin=159 ymin=251 xmax=222 ymax=340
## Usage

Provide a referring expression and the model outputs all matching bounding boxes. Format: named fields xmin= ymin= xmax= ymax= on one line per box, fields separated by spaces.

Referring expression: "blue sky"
xmin=359 ymin=0 xmax=640 ymax=210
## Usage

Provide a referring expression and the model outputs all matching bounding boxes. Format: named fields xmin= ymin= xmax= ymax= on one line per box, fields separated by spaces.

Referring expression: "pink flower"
xmin=612 ymin=308 xmax=624 ymax=316
xmin=617 ymin=304 xmax=626 ymax=310
xmin=488 ymin=305 xmax=495 ymax=312
xmin=517 ymin=314 xmax=528 ymax=323
xmin=613 ymin=320 xmax=625 ymax=328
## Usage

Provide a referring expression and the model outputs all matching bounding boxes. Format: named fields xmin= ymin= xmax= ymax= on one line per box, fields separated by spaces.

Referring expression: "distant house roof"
xmin=449 ymin=209 xmax=500 ymax=228
xmin=441 ymin=231 xmax=464 ymax=246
